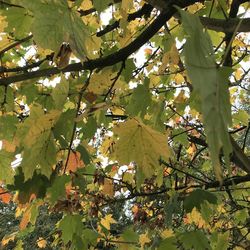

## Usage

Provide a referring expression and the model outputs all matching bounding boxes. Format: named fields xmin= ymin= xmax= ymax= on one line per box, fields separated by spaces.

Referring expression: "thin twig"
xmin=103 ymin=61 xmax=125 ymax=101
xmin=63 ymin=72 xmax=92 ymax=173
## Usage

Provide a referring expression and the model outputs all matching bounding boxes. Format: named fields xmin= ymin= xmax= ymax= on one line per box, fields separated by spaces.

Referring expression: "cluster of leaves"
xmin=0 ymin=0 xmax=249 ymax=249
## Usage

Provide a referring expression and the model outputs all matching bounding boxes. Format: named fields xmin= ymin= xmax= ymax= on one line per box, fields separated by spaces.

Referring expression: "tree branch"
xmin=200 ymin=17 xmax=250 ymax=33
xmin=189 ymin=135 xmax=250 ymax=174
xmin=0 ymin=35 xmax=33 ymax=57
xmin=96 ymin=4 xmax=153 ymax=37
xmin=0 ymin=0 xmax=201 ymax=86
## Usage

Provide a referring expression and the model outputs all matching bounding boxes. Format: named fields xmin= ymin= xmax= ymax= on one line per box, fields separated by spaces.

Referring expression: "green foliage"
xmin=184 ymin=189 xmax=217 ymax=213
xmin=178 ymin=230 xmax=211 ymax=250
xmin=178 ymin=9 xmax=232 ymax=180
xmin=0 ymin=0 xmax=249 ymax=249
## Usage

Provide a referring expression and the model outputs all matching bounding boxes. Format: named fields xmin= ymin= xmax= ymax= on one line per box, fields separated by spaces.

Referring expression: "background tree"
xmin=0 ymin=0 xmax=249 ymax=249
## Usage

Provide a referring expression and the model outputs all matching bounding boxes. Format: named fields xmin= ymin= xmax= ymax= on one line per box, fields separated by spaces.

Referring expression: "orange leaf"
xmin=20 ymin=209 xmax=31 ymax=230
xmin=144 ymin=48 xmax=152 ymax=55
xmin=37 ymin=237 xmax=47 ymax=248
xmin=0 ymin=187 xmax=11 ymax=204
xmin=67 ymin=151 xmax=84 ymax=172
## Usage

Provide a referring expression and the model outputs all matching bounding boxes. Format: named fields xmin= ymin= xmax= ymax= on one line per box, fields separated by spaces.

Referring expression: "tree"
xmin=0 ymin=0 xmax=249 ymax=249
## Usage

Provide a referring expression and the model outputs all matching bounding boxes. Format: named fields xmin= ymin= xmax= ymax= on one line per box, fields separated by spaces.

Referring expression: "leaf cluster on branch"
xmin=0 ymin=0 xmax=249 ymax=249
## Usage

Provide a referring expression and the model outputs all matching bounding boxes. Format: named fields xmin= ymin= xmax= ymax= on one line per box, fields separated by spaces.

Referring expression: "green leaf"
xmin=51 ymin=76 xmax=69 ymax=109
xmin=82 ymin=228 xmax=98 ymax=245
xmin=82 ymin=116 xmax=97 ymax=139
xmin=127 ymin=79 xmax=151 ymax=118
xmin=232 ymin=110 xmax=249 ymax=126
xmin=93 ymin=0 xmax=110 ymax=13
xmin=21 ymin=133 xmax=57 ymax=180
xmin=0 ymin=86 xmax=14 ymax=112
xmin=0 ymin=150 xmax=14 ymax=184
xmin=179 ymin=9 xmax=232 ymax=180
xmin=77 ymin=145 xmax=91 ymax=165
xmin=158 ymin=238 xmax=177 ymax=250
xmin=211 ymin=231 xmax=230 ymax=250
xmin=16 ymin=0 xmax=99 ymax=59
xmin=58 ymin=215 xmax=84 ymax=244
xmin=172 ymin=128 xmax=189 ymax=147
xmin=121 ymin=227 xmax=139 ymax=243
xmin=184 ymin=189 xmax=217 ymax=213
xmin=53 ymin=109 xmax=75 ymax=147
xmin=47 ymin=175 xmax=71 ymax=204
xmin=112 ymin=118 xmax=172 ymax=185
xmin=122 ymin=59 xmax=136 ymax=82
xmin=178 ymin=230 xmax=211 ymax=250
xmin=71 ymin=235 xmax=86 ymax=250
xmin=1 ymin=7 xmax=32 ymax=38
xmin=8 ymin=171 xmax=50 ymax=204
xmin=0 ymin=115 xmax=18 ymax=141
xmin=17 ymin=105 xmax=61 ymax=180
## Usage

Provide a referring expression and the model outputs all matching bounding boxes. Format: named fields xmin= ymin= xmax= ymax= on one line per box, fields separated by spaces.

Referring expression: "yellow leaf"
xmin=149 ymin=74 xmax=161 ymax=87
xmin=139 ymin=233 xmax=151 ymax=248
xmin=161 ymin=229 xmax=174 ymax=238
xmin=21 ymin=108 xmax=61 ymax=148
xmin=185 ymin=208 xmax=207 ymax=229
xmin=186 ymin=143 xmax=196 ymax=156
xmin=100 ymin=214 xmax=117 ymax=230
xmin=100 ymin=137 xmax=115 ymax=156
xmin=37 ymin=238 xmax=47 ymax=248
xmin=0 ymin=15 xmax=8 ymax=32
xmin=84 ymin=35 xmax=102 ymax=59
xmin=88 ymin=68 xmax=114 ymax=95
xmin=1 ymin=233 xmax=17 ymax=246
xmin=235 ymin=68 xmax=242 ymax=81
xmin=174 ymin=73 xmax=185 ymax=84
xmin=121 ymin=0 xmax=133 ymax=12
xmin=0 ymin=35 xmax=10 ymax=50
xmin=112 ymin=118 xmax=172 ymax=179
xmin=80 ymin=0 xmax=93 ymax=10
xmin=110 ymin=107 xmax=125 ymax=116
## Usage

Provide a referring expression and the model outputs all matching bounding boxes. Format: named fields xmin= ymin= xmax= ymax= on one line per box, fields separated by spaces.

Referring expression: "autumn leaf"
xmin=67 ymin=151 xmax=84 ymax=173
xmin=0 ymin=187 xmax=11 ymax=204
xmin=101 ymin=178 xmax=114 ymax=197
xmin=37 ymin=238 xmax=47 ymax=248
xmin=100 ymin=214 xmax=117 ymax=230
xmin=20 ymin=208 xmax=31 ymax=230
xmin=139 ymin=233 xmax=151 ymax=248
xmin=112 ymin=118 xmax=172 ymax=180
xmin=1 ymin=233 xmax=17 ymax=246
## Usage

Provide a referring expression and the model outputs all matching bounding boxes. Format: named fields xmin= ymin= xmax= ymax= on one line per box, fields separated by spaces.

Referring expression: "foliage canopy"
xmin=0 ymin=0 xmax=249 ymax=249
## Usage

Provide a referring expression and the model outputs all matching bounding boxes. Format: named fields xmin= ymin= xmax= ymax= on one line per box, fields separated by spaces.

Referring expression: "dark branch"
xmin=0 ymin=35 xmax=33 ymax=57
xmin=189 ymin=135 xmax=250 ymax=174
xmin=96 ymin=4 xmax=153 ymax=37
xmin=199 ymin=17 xmax=250 ymax=33
xmin=0 ymin=1 xmax=206 ymax=86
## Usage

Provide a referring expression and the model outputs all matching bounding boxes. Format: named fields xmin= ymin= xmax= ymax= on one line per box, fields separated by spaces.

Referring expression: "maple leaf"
xmin=112 ymin=118 xmax=172 ymax=179
xmin=101 ymin=178 xmax=114 ymax=197
xmin=100 ymin=214 xmax=117 ymax=230
xmin=37 ymin=238 xmax=47 ymax=248
xmin=0 ymin=188 xmax=11 ymax=204
xmin=67 ymin=151 xmax=84 ymax=173
xmin=139 ymin=233 xmax=151 ymax=248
